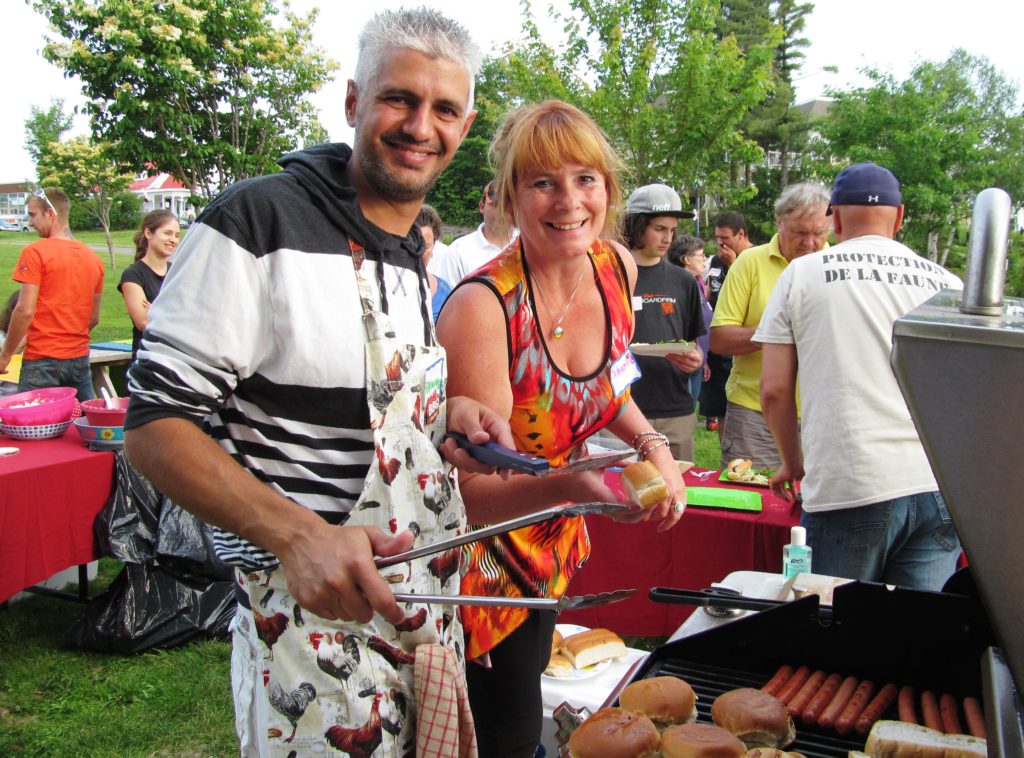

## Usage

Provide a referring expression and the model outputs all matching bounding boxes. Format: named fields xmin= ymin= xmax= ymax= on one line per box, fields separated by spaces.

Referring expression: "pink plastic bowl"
xmin=0 ymin=387 xmax=78 ymax=426
xmin=80 ymin=397 xmax=130 ymax=427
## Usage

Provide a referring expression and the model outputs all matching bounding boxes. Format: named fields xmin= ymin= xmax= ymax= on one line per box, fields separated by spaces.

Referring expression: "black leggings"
xmin=466 ymin=610 xmax=557 ymax=758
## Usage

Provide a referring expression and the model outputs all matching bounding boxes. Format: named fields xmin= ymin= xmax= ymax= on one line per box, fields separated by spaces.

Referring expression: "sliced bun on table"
xmin=544 ymin=653 xmax=572 ymax=678
xmin=621 ymin=460 xmax=668 ymax=507
xmin=551 ymin=628 xmax=564 ymax=653
xmin=744 ymin=750 xmax=806 ymax=758
xmin=567 ymin=707 xmax=660 ymax=758
xmin=562 ymin=628 xmax=627 ymax=669
xmin=726 ymin=458 xmax=753 ymax=480
xmin=712 ymin=688 xmax=796 ymax=749
xmin=660 ymin=723 xmax=747 ymax=758
xmin=619 ymin=675 xmax=697 ymax=728
xmin=864 ymin=720 xmax=987 ymax=758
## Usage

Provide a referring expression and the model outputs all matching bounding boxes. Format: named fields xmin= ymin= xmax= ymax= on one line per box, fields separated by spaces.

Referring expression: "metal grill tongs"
xmin=374 ymin=501 xmax=635 ymax=569
xmin=377 ymin=501 xmax=638 ymax=610
xmin=393 ymin=589 xmax=636 ymax=611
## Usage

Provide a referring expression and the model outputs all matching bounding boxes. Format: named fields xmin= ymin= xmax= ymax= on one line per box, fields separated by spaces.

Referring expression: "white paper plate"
xmin=630 ymin=341 xmax=696 ymax=357
xmin=542 ymin=624 xmax=615 ymax=682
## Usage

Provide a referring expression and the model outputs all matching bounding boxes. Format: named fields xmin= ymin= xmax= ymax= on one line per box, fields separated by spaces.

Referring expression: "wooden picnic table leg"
xmin=91 ymin=365 xmax=116 ymax=399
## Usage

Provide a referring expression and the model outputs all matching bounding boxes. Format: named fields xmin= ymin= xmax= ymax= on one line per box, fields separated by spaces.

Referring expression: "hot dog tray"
xmin=614 ymin=581 xmax=996 ymax=758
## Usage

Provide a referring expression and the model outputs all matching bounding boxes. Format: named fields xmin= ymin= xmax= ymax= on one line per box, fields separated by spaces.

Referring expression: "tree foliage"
xmin=720 ymin=0 xmax=814 ymax=192
xmin=488 ymin=0 xmax=777 ymax=215
xmin=37 ymin=136 xmax=135 ymax=267
xmin=815 ymin=49 xmax=1024 ymax=263
xmin=24 ymin=98 xmax=74 ymax=168
xmin=33 ymin=0 xmax=337 ymax=200
xmin=426 ymin=58 xmax=512 ymax=229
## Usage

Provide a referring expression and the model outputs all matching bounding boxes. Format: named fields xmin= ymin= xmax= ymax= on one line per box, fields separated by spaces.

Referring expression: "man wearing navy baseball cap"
xmin=755 ymin=162 xmax=964 ymax=590
xmin=827 ymin=161 xmax=904 ymax=212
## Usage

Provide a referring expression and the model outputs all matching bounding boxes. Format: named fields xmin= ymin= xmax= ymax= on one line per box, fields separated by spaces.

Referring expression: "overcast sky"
xmin=3 ymin=0 xmax=1022 ymax=183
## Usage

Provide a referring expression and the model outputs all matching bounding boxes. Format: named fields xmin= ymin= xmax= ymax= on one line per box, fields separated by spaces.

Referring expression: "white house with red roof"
xmin=130 ymin=172 xmax=195 ymax=221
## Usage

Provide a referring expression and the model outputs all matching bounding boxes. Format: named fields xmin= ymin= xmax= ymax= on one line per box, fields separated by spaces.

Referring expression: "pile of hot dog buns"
xmin=568 ymin=678 xmax=799 ymax=758
xmin=545 ymin=627 xmax=628 ymax=677
xmin=566 ymin=666 xmax=988 ymax=758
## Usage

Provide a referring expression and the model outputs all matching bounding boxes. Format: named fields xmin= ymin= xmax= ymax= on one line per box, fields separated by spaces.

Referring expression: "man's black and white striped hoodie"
xmin=125 ymin=143 xmax=433 ymax=570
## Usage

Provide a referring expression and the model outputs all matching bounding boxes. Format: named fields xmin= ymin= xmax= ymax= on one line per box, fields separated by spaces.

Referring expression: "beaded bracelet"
xmin=639 ymin=439 xmax=670 ymax=460
xmin=630 ymin=431 xmax=667 ymax=449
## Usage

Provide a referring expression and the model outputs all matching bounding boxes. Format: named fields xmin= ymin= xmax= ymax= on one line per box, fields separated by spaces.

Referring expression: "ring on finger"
xmin=672 ymin=502 xmax=684 ymax=515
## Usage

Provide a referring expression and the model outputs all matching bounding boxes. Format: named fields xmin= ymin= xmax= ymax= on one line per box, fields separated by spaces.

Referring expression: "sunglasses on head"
xmin=33 ymin=188 xmax=57 ymax=216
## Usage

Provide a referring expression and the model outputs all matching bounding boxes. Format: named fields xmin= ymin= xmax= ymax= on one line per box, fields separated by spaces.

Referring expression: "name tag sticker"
xmin=632 ymin=296 xmax=644 ymax=312
xmin=610 ymin=350 xmax=642 ymax=397
xmin=422 ymin=357 xmax=445 ymax=426
xmin=709 ymin=267 xmax=722 ymax=277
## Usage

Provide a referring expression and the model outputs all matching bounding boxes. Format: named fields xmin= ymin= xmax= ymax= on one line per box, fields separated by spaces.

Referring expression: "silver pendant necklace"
xmin=532 ymin=262 xmax=588 ymax=339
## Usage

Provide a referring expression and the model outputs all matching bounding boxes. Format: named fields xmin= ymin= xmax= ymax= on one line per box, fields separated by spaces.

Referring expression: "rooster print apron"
xmin=231 ymin=243 xmax=467 ymax=757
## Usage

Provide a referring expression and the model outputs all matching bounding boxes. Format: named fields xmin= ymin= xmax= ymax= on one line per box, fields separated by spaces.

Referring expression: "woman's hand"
xmin=440 ymin=395 xmax=515 ymax=477
xmin=637 ymin=446 xmax=686 ymax=532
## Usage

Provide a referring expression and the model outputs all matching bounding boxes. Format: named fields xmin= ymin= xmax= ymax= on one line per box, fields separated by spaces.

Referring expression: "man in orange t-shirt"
xmin=0 ymin=187 xmax=104 ymax=400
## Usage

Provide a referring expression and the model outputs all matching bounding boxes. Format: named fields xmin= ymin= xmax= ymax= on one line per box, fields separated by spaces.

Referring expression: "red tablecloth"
xmin=558 ymin=467 xmax=801 ymax=636
xmin=0 ymin=427 xmax=115 ymax=602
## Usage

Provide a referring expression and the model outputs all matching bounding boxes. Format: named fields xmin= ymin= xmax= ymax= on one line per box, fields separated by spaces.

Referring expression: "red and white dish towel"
xmin=415 ymin=643 xmax=478 ymax=758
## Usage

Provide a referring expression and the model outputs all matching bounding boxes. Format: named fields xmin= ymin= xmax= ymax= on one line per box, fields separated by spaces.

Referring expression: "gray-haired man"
xmin=125 ymin=8 xmax=512 ymax=755
xmin=709 ymin=183 xmax=831 ymax=469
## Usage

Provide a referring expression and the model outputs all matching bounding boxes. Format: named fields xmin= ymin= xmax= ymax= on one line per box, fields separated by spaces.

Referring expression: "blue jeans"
xmin=688 ymin=370 xmax=703 ymax=414
xmin=801 ymin=491 xmax=960 ymax=591
xmin=18 ymin=355 xmax=95 ymax=401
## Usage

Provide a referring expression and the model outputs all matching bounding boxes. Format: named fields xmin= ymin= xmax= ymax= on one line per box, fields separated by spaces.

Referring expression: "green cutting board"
xmin=686 ymin=486 xmax=762 ymax=512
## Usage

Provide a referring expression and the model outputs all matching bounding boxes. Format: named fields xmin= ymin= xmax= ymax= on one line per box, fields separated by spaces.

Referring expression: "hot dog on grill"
xmin=786 ymin=670 xmax=826 ymax=717
xmin=836 ymin=680 xmax=876 ymax=735
xmin=817 ymin=675 xmax=858 ymax=730
xmin=856 ymin=683 xmax=900 ymax=737
xmin=761 ymin=665 xmax=795 ymax=697
xmin=962 ymin=697 xmax=986 ymax=739
xmin=801 ymin=673 xmax=842 ymax=726
xmin=898 ymin=686 xmax=917 ymax=724
xmin=920 ymin=690 xmax=943 ymax=732
xmin=939 ymin=694 xmax=963 ymax=735
xmin=776 ymin=666 xmax=811 ymax=705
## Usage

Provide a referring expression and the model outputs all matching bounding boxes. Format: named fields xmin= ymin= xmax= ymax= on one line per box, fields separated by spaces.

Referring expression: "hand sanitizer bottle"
xmin=783 ymin=526 xmax=812 ymax=579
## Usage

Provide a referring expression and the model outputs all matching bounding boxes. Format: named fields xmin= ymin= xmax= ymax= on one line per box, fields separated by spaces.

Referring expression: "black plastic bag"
xmin=154 ymin=495 xmax=234 ymax=581
xmin=73 ymin=450 xmax=237 ymax=653
xmin=64 ymin=562 xmax=235 ymax=654
xmin=94 ymin=450 xmax=160 ymax=564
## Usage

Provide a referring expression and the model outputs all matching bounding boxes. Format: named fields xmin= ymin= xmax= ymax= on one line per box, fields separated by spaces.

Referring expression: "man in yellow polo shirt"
xmin=709 ymin=183 xmax=830 ymax=469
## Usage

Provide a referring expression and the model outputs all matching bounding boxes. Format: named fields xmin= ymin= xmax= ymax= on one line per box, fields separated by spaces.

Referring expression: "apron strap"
xmin=349 ymin=238 xmax=435 ymax=346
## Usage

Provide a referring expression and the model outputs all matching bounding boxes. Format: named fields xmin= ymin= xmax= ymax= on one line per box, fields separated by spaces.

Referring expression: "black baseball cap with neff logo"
xmin=827 ymin=162 xmax=902 ymax=215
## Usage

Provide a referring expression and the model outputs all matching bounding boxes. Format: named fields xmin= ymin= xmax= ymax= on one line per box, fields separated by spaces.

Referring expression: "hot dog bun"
xmin=621 ymin=460 xmax=668 ymax=508
xmin=545 ymin=653 xmax=572 ymax=678
xmin=864 ymin=720 xmax=987 ymax=758
xmin=562 ymin=628 xmax=627 ymax=669
xmin=551 ymin=629 xmax=563 ymax=654
xmin=726 ymin=458 xmax=753 ymax=481
xmin=619 ymin=676 xmax=698 ymax=728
